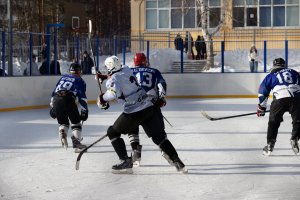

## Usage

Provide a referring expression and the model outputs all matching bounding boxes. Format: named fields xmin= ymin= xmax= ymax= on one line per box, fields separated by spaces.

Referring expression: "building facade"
xmin=131 ymin=0 xmax=300 ymax=51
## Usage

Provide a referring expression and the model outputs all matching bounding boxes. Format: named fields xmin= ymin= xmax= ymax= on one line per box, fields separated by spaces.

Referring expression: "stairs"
xmin=168 ymin=60 xmax=206 ymax=73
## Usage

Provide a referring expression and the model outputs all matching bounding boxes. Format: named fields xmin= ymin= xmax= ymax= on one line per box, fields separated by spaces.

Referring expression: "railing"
xmin=1 ymin=31 xmax=299 ymax=76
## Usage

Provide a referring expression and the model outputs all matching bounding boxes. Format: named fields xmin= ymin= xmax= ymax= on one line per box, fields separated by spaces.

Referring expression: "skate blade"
xmin=111 ymin=168 xmax=133 ymax=174
xmin=61 ymin=138 xmax=68 ymax=150
xmin=262 ymin=151 xmax=271 ymax=156
xmin=74 ymin=148 xmax=87 ymax=153
xmin=133 ymin=161 xmax=140 ymax=167
xmin=290 ymin=141 xmax=299 ymax=155
xmin=178 ymin=167 xmax=188 ymax=174
xmin=291 ymin=148 xmax=299 ymax=155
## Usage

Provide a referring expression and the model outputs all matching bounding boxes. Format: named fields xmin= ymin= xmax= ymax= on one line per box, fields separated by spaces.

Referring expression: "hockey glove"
xmin=97 ymin=94 xmax=110 ymax=110
xmin=80 ymin=110 xmax=88 ymax=121
xmin=155 ymin=98 xmax=166 ymax=108
xmin=257 ymin=104 xmax=266 ymax=117
xmin=95 ymin=71 xmax=108 ymax=83
xmin=49 ymin=107 xmax=56 ymax=119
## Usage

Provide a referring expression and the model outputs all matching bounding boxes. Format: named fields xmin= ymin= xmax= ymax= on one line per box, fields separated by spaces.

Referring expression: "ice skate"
xmin=60 ymin=132 xmax=68 ymax=149
xmin=290 ymin=138 xmax=299 ymax=155
xmin=161 ymin=151 xmax=175 ymax=166
xmin=71 ymin=136 xmax=87 ymax=153
xmin=173 ymin=157 xmax=188 ymax=174
xmin=262 ymin=142 xmax=275 ymax=156
xmin=132 ymin=145 xmax=142 ymax=167
xmin=112 ymin=157 xmax=133 ymax=174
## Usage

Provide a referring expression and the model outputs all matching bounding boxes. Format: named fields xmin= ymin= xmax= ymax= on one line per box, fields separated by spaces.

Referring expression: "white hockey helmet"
xmin=104 ymin=56 xmax=122 ymax=74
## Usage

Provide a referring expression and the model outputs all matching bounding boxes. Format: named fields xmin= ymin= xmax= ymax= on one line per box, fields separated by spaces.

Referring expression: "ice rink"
xmin=1 ymin=98 xmax=300 ymax=200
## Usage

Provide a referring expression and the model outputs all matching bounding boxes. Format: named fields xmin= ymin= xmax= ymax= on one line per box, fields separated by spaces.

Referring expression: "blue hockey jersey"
xmin=258 ymin=68 xmax=300 ymax=107
xmin=51 ymin=74 xmax=88 ymax=111
xmin=131 ymin=66 xmax=167 ymax=100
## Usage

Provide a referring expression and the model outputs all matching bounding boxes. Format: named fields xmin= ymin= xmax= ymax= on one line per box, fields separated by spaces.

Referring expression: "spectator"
xmin=39 ymin=59 xmax=61 ymax=75
xmin=81 ymin=50 xmax=94 ymax=74
xmin=248 ymin=44 xmax=258 ymax=72
xmin=174 ymin=33 xmax=183 ymax=51
xmin=50 ymin=60 xmax=61 ymax=75
xmin=195 ymin=36 xmax=207 ymax=60
xmin=184 ymin=32 xmax=194 ymax=59
xmin=24 ymin=54 xmax=40 ymax=76
xmin=41 ymin=43 xmax=47 ymax=60
xmin=0 ymin=68 xmax=7 ymax=76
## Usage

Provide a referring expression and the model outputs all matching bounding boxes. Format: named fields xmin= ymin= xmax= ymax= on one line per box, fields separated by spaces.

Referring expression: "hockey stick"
xmin=88 ymin=19 xmax=97 ymax=72
xmin=201 ymin=110 xmax=270 ymax=121
xmin=163 ymin=115 xmax=173 ymax=127
xmin=75 ymin=134 xmax=107 ymax=170
xmin=96 ymin=74 xmax=103 ymax=94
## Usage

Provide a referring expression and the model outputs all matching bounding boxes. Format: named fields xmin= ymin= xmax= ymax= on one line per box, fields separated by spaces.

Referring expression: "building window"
xmin=208 ymin=0 xmax=221 ymax=28
xmin=72 ymin=16 xmax=80 ymax=29
xmin=233 ymin=0 xmax=300 ymax=28
xmin=145 ymin=0 xmax=221 ymax=30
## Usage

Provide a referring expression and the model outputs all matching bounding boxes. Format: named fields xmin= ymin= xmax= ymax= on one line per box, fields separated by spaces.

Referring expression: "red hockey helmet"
xmin=134 ymin=52 xmax=148 ymax=67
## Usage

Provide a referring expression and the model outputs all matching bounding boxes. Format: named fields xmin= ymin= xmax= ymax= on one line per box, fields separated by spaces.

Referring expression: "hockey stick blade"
xmin=75 ymin=134 xmax=107 ymax=170
xmin=200 ymin=110 xmax=214 ymax=121
xmin=201 ymin=110 xmax=270 ymax=121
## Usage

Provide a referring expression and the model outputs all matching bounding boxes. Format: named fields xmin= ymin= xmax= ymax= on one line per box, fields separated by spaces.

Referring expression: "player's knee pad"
xmin=71 ymin=123 xmax=82 ymax=139
xmin=107 ymin=126 xmax=121 ymax=140
xmin=59 ymin=124 xmax=69 ymax=136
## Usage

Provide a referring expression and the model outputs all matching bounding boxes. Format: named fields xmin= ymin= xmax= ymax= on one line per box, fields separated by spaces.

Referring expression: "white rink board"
xmin=0 ymin=73 xmax=266 ymax=109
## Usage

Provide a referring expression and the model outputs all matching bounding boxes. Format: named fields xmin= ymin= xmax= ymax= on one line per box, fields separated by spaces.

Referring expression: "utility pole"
xmin=7 ymin=0 xmax=13 ymax=76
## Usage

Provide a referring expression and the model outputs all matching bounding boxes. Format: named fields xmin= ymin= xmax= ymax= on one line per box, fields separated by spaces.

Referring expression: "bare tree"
xmin=196 ymin=0 xmax=227 ymax=70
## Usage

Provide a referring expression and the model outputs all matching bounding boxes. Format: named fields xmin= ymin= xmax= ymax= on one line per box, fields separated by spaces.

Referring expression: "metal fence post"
xmin=147 ymin=41 xmax=150 ymax=61
xmin=54 ymin=32 xmax=58 ymax=74
xmin=221 ymin=41 xmax=224 ymax=73
xmin=114 ymin=36 xmax=118 ymax=56
xmin=29 ymin=33 xmax=33 ymax=75
xmin=180 ymin=40 xmax=183 ymax=73
xmin=1 ymin=31 xmax=5 ymax=76
xmin=76 ymin=34 xmax=80 ymax=64
xmin=264 ymin=40 xmax=267 ymax=73
xmin=122 ymin=40 xmax=126 ymax=65
xmin=168 ymin=32 xmax=170 ymax=48
xmin=285 ymin=40 xmax=288 ymax=67
xmin=96 ymin=37 xmax=99 ymax=71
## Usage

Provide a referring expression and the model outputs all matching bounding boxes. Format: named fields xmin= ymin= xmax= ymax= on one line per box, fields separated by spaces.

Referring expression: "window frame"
xmin=232 ymin=0 xmax=300 ymax=28
xmin=145 ymin=0 xmax=221 ymax=31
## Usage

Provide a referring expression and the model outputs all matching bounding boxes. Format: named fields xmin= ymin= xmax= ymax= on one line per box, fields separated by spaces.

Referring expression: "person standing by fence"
xmin=174 ymin=33 xmax=183 ymax=51
xmin=81 ymin=51 xmax=94 ymax=74
xmin=248 ymin=44 xmax=258 ymax=72
xmin=195 ymin=35 xmax=207 ymax=60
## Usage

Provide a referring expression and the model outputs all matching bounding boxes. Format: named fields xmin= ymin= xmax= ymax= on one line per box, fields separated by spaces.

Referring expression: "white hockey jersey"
xmin=102 ymin=65 xmax=153 ymax=113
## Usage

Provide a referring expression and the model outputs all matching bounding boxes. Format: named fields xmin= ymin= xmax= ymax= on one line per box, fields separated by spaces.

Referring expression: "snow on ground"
xmin=1 ymin=98 xmax=300 ymax=200
xmin=5 ymin=47 xmax=300 ymax=75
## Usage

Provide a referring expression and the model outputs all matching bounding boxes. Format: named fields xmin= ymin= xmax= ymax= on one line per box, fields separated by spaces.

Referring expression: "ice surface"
xmin=0 ymin=98 xmax=300 ymax=200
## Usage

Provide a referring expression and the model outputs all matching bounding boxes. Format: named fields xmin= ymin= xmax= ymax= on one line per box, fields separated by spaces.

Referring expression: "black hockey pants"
xmin=107 ymin=106 xmax=177 ymax=160
xmin=267 ymin=97 xmax=300 ymax=143
xmin=53 ymin=93 xmax=81 ymax=126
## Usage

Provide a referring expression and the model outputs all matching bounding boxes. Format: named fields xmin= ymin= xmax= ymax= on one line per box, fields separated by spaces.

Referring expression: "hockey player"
xmin=128 ymin=52 xmax=169 ymax=166
xmin=96 ymin=55 xmax=187 ymax=174
xmin=50 ymin=63 xmax=88 ymax=152
xmin=257 ymin=58 xmax=300 ymax=156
